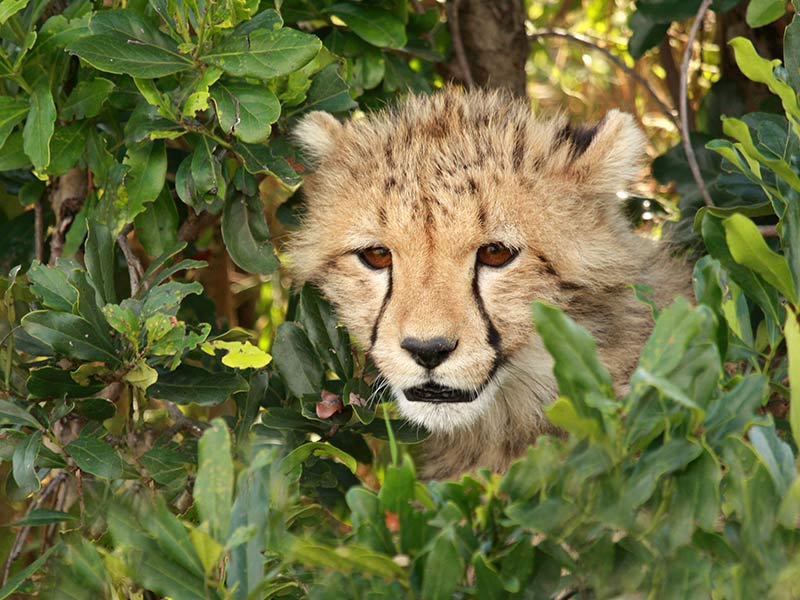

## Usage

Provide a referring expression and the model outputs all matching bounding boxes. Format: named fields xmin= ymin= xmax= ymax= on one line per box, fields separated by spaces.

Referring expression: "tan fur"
xmin=288 ymin=88 xmax=690 ymax=480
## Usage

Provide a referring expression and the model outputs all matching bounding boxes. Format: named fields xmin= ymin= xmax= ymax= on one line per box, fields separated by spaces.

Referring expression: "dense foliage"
xmin=0 ymin=0 xmax=798 ymax=598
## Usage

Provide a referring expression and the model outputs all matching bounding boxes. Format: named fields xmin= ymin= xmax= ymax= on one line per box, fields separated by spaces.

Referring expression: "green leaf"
xmin=473 ymin=553 xmax=506 ymax=599
xmin=0 ymin=97 xmax=28 ymax=149
xmin=202 ymin=340 xmax=272 ymax=369
xmin=723 ymin=213 xmax=797 ymax=302
xmin=235 ymin=141 xmax=302 ymax=186
xmin=61 ymin=78 xmax=115 ymax=120
xmin=148 ymin=364 xmax=248 ymax=405
xmin=0 ymin=399 xmax=43 ymax=429
xmin=204 ymin=26 xmax=321 ymax=80
xmin=746 ymin=0 xmax=786 ymax=27
xmin=123 ymin=140 xmax=167 ymax=207
xmin=67 ymin=10 xmax=192 ymax=78
xmin=302 ymin=63 xmax=357 ymax=113
xmin=0 ymin=132 xmax=30 ymax=171
xmin=422 ymin=532 xmax=462 ymax=600
xmin=346 ymin=487 xmax=395 ymax=553
xmin=0 ymin=544 xmax=59 ymax=600
xmin=280 ymin=441 xmax=357 ymax=475
xmin=787 ymin=308 xmax=800 ymax=447
xmin=195 ymin=418 xmax=234 ymax=542
xmin=22 ymin=80 xmax=56 ymax=172
xmin=142 ymin=281 xmax=203 ymax=317
xmin=627 ymin=10 xmax=668 ymax=59
xmin=123 ymin=360 xmax=158 ymax=391
xmin=5 ymin=509 xmax=77 ymax=527
xmin=74 ymin=397 xmax=116 ymax=421
xmin=84 ymin=220 xmax=116 ymax=305
xmin=48 ymin=121 xmax=90 ymax=177
xmin=0 ymin=0 xmax=28 ymax=26
xmin=298 ymin=284 xmax=353 ymax=379
xmin=222 ymin=194 xmax=280 ymax=275
xmin=272 ymin=322 xmax=324 ymax=398
xmin=12 ymin=431 xmax=41 ymax=493
xmin=27 ymin=366 xmax=105 ymax=399
xmin=211 ymin=83 xmax=280 ymax=144
xmin=67 ymin=436 xmax=123 ymax=479
xmin=328 ymin=4 xmax=407 ymax=49
xmin=22 ymin=310 xmax=117 ymax=363
xmin=141 ymin=445 xmax=188 ymax=486
xmin=749 ymin=425 xmax=795 ymax=496
xmin=27 ymin=261 xmax=79 ymax=312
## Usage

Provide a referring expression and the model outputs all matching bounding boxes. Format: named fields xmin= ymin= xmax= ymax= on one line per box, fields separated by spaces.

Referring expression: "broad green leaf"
xmin=190 ymin=135 xmax=224 ymax=203
xmin=27 ymin=366 xmax=105 ymax=399
xmin=47 ymin=121 xmax=90 ymax=177
xmin=84 ymin=220 xmax=116 ymax=305
xmin=787 ymin=308 xmax=800 ymax=447
xmin=346 ymin=487 xmax=395 ymax=553
xmin=544 ymin=396 xmax=604 ymax=440
xmin=187 ymin=524 xmax=224 ymax=576
xmin=729 ymin=37 xmax=800 ymax=123
xmin=785 ymin=13 xmax=800 ymax=91
xmin=67 ymin=11 xmax=192 ymax=78
xmin=61 ymin=78 xmax=115 ymax=120
xmin=0 ymin=0 xmax=27 ymax=25
xmin=123 ymin=360 xmax=158 ymax=391
xmin=67 ymin=437 xmax=123 ymax=479
xmin=195 ymin=418 xmax=234 ymax=542
xmin=141 ymin=281 xmax=203 ymax=317
xmin=302 ymin=63 xmax=357 ymax=113
xmin=0 ymin=132 xmax=30 ymax=171
xmin=532 ymin=301 xmax=614 ymax=414
xmin=27 ymin=261 xmax=78 ymax=312
xmin=0 ymin=399 xmax=43 ymax=429
xmin=723 ymin=213 xmax=797 ymax=302
xmin=12 ymin=431 xmax=41 ymax=493
xmin=205 ymin=27 xmax=321 ymax=80
xmin=5 ymin=509 xmax=77 ymax=527
xmin=141 ymin=445 xmax=188 ymax=486
xmin=298 ymin=284 xmax=353 ymax=379
xmin=202 ymin=340 xmax=272 ymax=369
xmin=473 ymin=553 xmax=506 ymax=599
xmin=21 ymin=311 xmax=117 ymax=363
xmin=272 ymin=322 xmax=324 ymax=398
xmin=621 ymin=440 xmax=703 ymax=508
xmin=235 ymin=141 xmax=303 ymax=186
xmin=422 ymin=532 xmax=462 ymax=600
xmin=102 ymin=303 xmax=140 ymax=346
xmin=222 ymin=194 xmax=280 ymax=275
xmin=746 ymin=0 xmax=786 ymax=27
xmin=343 ymin=378 xmax=375 ymax=424
xmin=123 ymin=140 xmax=167 ymax=207
xmin=328 ymin=4 xmax=407 ymax=49
xmin=749 ymin=425 xmax=795 ymax=496
xmin=280 ymin=441 xmax=357 ymax=475
xmin=74 ymin=397 xmax=116 ymax=421
xmin=22 ymin=80 xmax=56 ymax=172
xmin=211 ymin=83 xmax=280 ymax=144
xmin=148 ymin=364 xmax=248 ymax=405
xmin=0 ymin=97 xmax=28 ymax=149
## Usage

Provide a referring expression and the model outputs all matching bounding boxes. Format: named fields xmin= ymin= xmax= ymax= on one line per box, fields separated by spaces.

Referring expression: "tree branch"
xmin=34 ymin=197 xmax=44 ymax=264
xmin=445 ymin=0 xmax=475 ymax=88
xmin=117 ymin=224 xmax=144 ymax=296
xmin=528 ymin=29 xmax=680 ymax=131
xmin=680 ymin=0 xmax=714 ymax=207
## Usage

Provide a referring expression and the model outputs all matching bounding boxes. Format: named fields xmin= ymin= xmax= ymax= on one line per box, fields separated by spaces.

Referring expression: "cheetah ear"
xmin=293 ymin=111 xmax=343 ymax=163
xmin=573 ymin=109 xmax=647 ymax=190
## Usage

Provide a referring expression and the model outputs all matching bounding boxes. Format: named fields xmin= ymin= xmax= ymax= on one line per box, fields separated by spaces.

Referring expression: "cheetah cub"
xmin=289 ymin=88 xmax=689 ymax=479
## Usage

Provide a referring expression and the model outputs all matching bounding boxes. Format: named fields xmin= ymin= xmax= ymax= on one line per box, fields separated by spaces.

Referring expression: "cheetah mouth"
xmin=403 ymin=382 xmax=482 ymax=403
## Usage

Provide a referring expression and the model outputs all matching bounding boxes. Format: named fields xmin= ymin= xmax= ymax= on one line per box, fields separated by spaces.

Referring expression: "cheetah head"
xmin=288 ymin=89 xmax=646 ymax=434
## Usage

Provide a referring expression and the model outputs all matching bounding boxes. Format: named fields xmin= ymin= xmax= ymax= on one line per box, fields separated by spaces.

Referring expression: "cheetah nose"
xmin=400 ymin=336 xmax=458 ymax=369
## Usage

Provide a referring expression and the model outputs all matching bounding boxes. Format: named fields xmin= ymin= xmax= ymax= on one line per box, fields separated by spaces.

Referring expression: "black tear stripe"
xmin=472 ymin=263 xmax=503 ymax=380
xmin=369 ymin=268 xmax=393 ymax=348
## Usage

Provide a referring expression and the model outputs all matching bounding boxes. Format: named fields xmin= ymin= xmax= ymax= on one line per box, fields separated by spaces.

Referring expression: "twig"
xmin=410 ymin=0 xmax=425 ymax=14
xmin=680 ymin=0 xmax=714 ymax=207
xmin=164 ymin=401 xmax=209 ymax=438
xmin=528 ymin=29 xmax=680 ymax=130
xmin=2 ymin=471 xmax=67 ymax=586
xmin=34 ymin=197 xmax=44 ymax=263
xmin=445 ymin=0 xmax=475 ymax=87
xmin=758 ymin=224 xmax=779 ymax=237
xmin=117 ymin=224 xmax=144 ymax=296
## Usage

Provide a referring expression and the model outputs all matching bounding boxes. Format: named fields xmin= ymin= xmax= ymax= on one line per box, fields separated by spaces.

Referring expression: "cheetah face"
xmin=288 ymin=89 xmax=646 ymax=434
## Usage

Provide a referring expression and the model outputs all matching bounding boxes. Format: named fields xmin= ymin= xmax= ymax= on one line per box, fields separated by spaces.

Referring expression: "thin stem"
xmin=34 ymin=197 xmax=44 ymax=263
xmin=679 ymin=0 xmax=714 ymax=207
xmin=528 ymin=29 xmax=680 ymax=131
xmin=117 ymin=224 xmax=143 ymax=296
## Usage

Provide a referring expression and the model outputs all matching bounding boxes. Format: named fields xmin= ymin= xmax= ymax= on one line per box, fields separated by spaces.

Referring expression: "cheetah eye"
xmin=477 ymin=243 xmax=518 ymax=268
xmin=358 ymin=247 xmax=392 ymax=270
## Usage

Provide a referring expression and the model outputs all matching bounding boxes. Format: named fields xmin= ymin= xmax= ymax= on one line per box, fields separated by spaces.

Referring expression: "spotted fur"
xmin=288 ymin=88 xmax=690 ymax=479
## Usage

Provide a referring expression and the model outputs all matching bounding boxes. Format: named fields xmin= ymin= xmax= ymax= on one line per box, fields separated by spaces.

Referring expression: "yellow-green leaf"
xmin=187 ymin=524 xmax=224 ymax=576
xmin=787 ymin=307 xmax=800 ymax=449
xmin=123 ymin=361 xmax=158 ymax=391
xmin=202 ymin=340 xmax=272 ymax=369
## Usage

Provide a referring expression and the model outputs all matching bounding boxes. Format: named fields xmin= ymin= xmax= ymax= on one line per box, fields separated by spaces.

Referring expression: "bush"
xmin=0 ymin=1 xmax=798 ymax=598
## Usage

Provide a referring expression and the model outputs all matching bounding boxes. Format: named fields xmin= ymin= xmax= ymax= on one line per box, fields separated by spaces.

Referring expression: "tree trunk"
xmin=446 ymin=0 xmax=528 ymax=98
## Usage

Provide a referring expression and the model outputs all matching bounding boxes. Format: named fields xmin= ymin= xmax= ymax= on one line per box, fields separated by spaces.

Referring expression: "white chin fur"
xmin=394 ymin=380 xmax=499 ymax=433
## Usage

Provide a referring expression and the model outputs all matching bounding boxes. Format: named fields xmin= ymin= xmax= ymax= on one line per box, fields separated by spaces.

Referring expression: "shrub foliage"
xmin=0 ymin=1 xmax=799 ymax=599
